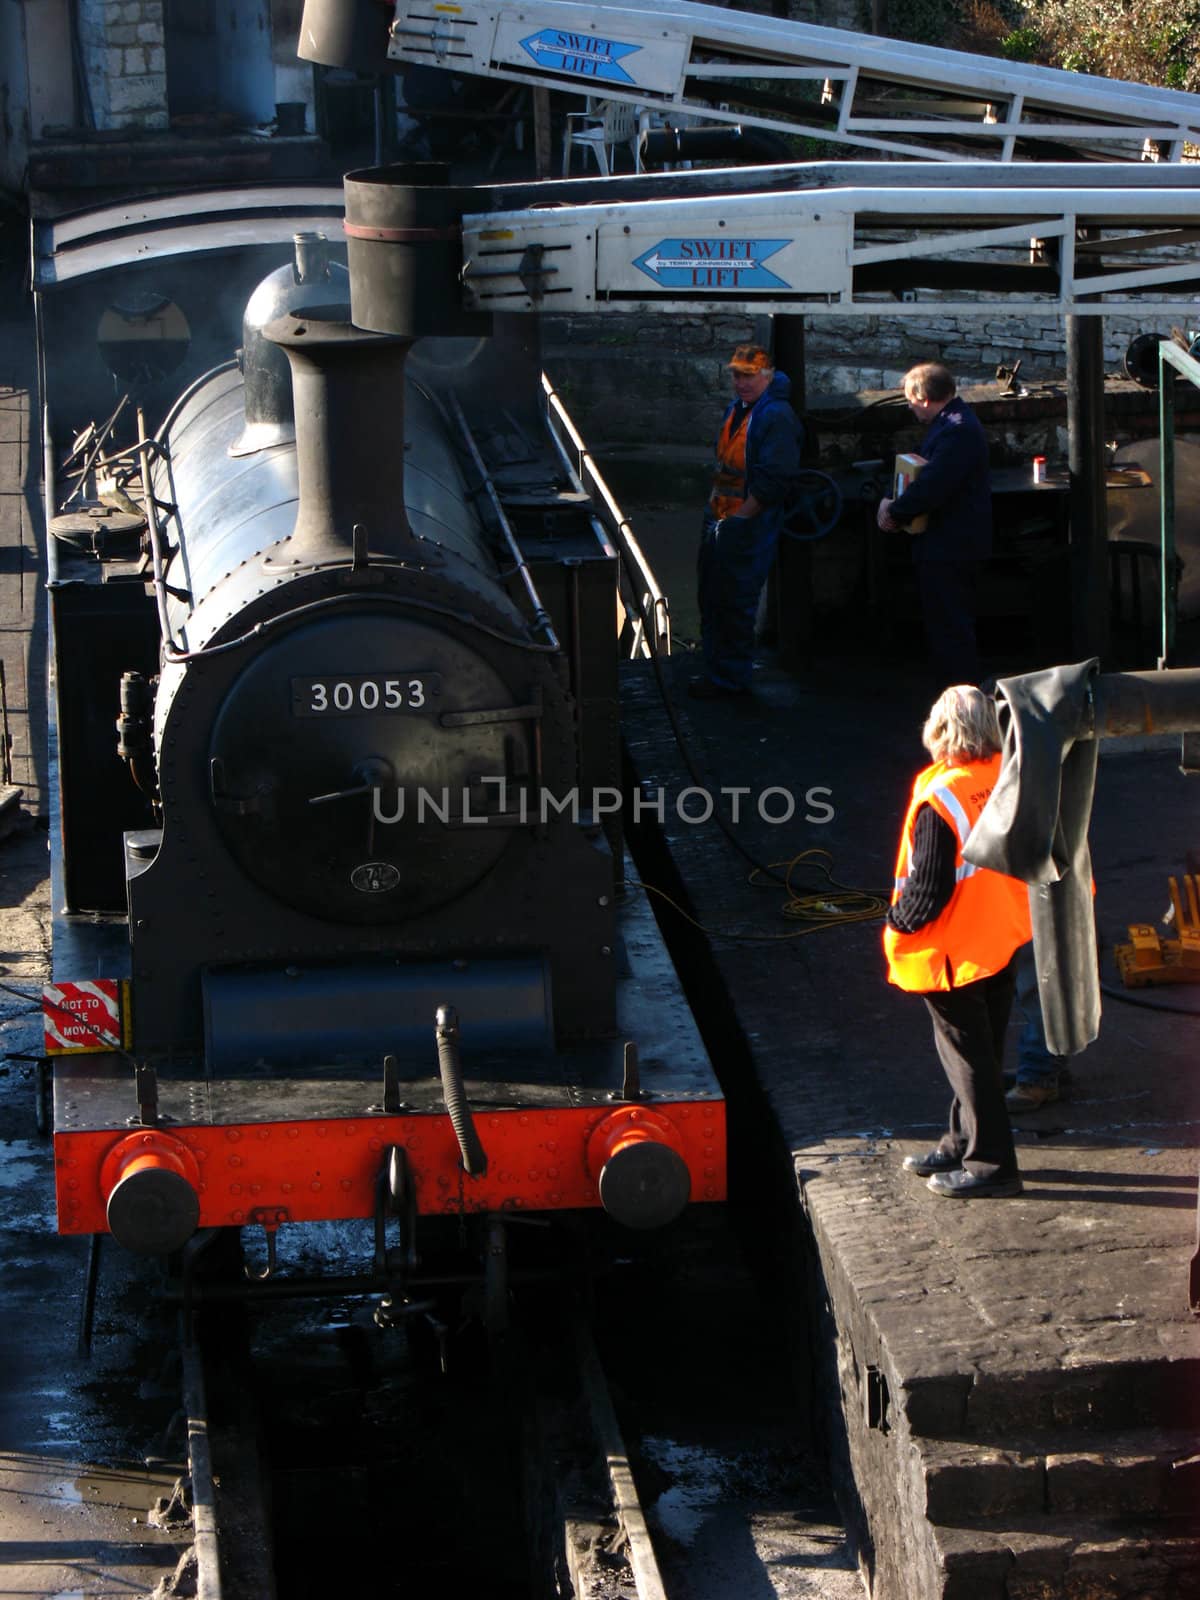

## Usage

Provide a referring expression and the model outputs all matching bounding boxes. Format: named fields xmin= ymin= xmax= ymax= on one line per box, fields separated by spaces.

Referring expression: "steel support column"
xmin=771 ymin=315 xmax=810 ymax=670
xmin=1066 ymin=313 xmax=1110 ymax=661
xmin=1159 ymin=343 xmax=1177 ymax=667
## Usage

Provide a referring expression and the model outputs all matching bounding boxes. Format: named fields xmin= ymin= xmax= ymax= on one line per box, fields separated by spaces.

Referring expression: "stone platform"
xmin=621 ymin=649 xmax=1200 ymax=1599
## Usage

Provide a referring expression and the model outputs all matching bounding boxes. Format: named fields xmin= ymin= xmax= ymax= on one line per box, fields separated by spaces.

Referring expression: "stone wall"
xmin=807 ymin=309 xmax=1166 ymax=401
xmin=599 ymin=381 xmax=1200 ymax=627
xmin=77 ymin=0 xmax=167 ymax=131
xmin=542 ymin=310 xmax=774 ymax=455
xmin=542 ymin=308 xmax=1179 ymax=453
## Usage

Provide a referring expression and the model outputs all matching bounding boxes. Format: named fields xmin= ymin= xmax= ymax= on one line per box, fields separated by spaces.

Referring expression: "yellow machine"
xmin=1116 ymin=873 xmax=1200 ymax=986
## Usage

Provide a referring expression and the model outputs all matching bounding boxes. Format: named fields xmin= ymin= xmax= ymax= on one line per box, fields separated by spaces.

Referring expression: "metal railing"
xmin=541 ymin=374 xmax=671 ymax=659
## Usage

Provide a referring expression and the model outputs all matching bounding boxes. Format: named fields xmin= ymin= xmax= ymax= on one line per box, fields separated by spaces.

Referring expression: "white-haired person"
xmin=884 ymin=685 xmax=1031 ymax=1198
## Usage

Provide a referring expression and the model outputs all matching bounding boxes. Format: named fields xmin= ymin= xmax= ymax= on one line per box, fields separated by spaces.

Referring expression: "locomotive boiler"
xmin=42 ymin=204 xmax=725 ymax=1301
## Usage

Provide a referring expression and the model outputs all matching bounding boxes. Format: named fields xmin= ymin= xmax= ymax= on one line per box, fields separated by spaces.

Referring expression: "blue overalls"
xmin=697 ymin=372 xmax=802 ymax=691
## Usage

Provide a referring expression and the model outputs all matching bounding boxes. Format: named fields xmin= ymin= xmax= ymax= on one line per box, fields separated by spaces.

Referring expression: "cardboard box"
xmin=893 ymin=452 xmax=929 ymax=533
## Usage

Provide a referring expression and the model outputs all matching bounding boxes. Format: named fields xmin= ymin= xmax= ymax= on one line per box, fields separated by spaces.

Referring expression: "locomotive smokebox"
xmin=344 ymin=165 xmax=493 ymax=340
xmin=265 ymin=311 xmax=417 ymax=566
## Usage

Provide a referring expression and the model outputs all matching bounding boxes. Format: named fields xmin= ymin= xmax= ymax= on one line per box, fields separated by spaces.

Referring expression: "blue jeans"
xmin=1013 ymin=942 xmax=1067 ymax=1087
xmin=697 ymin=510 xmax=780 ymax=690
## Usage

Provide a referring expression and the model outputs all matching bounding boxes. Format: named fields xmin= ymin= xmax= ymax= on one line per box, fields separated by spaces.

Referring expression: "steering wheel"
xmin=782 ymin=470 xmax=844 ymax=542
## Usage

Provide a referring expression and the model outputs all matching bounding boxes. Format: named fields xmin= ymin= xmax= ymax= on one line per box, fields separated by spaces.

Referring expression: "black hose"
xmin=435 ymin=1005 xmax=488 ymax=1177
xmin=619 ymin=543 xmax=791 ymax=888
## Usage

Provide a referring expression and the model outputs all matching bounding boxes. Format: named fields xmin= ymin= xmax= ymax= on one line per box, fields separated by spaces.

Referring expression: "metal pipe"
xmin=640 ymin=123 xmax=792 ymax=166
xmin=1090 ymin=668 xmax=1200 ymax=739
xmin=435 ymin=1004 xmax=488 ymax=1177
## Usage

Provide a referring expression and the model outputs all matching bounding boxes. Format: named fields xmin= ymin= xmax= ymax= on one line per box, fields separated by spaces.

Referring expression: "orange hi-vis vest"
xmin=710 ymin=405 xmax=750 ymax=518
xmin=884 ymin=754 xmax=1031 ymax=993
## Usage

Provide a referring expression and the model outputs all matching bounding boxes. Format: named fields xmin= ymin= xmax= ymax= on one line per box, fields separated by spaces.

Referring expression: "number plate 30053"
xmin=291 ymin=673 xmax=440 ymax=716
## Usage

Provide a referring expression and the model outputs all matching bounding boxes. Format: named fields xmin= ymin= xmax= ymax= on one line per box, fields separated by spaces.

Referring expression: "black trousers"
xmin=922 ymin=958 xmax=1019 ymax=1181
xmin=915 ymin=558 xmax=979 ymax=688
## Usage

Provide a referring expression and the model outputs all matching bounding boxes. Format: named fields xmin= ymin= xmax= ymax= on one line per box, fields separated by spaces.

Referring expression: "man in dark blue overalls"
xmin=877 ymin=362 xmax=992 ymax=687
xmin=692 ymin=344 xmax=802 ymax=700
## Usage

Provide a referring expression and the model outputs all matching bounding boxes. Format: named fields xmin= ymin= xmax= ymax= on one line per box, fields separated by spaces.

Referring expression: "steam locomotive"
xmin=40 ymin=189 xmax=725 ymax=1307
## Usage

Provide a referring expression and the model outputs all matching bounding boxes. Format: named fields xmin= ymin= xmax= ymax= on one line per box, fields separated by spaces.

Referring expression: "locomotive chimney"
xmin=263 ymin=310 xmax=417 ymax=566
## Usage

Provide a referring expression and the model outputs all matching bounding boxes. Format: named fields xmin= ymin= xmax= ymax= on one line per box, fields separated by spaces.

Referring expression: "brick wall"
xmin=77 ymin=0 xmax=167 ymax=131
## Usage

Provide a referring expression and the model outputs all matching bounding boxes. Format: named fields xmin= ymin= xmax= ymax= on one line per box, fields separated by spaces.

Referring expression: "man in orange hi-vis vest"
xmin=691 ymin=344 xmax=802 ymax=700
xmin=885 ymin=685 xmax=1031 ymax=1198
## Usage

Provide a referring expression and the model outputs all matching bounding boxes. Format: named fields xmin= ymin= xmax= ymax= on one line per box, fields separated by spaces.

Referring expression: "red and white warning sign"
xmin=43 ymin=980 xmax=127 ymax=1055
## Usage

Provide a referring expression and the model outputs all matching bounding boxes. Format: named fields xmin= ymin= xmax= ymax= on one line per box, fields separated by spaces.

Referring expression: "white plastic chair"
xmin=562 ymin=98 xmax=641 ymax=176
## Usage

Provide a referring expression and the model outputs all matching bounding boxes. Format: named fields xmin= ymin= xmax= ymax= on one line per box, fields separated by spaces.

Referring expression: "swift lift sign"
xmin=462 ymin=210 xmax=851 ymax=310
xmin=470 ymin=6 xmax=690 ymax=99
xmin=633 ymin=238 xmax=792 ymax=291
xmin=593 ymin=213 xmax=851 ymax=305
xmin=519 ymin=28 xmax=641 ymax=84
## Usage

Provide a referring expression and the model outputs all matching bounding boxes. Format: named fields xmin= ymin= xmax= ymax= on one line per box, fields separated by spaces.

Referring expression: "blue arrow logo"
xmin=633 ymin=238 xmax=792 ymax=291
xmin=518 ymin=29 xmax=641 ymax=85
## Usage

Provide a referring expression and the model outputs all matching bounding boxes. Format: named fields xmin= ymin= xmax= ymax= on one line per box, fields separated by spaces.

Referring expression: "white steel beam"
xmin=460 ymin=180 xmax=1200 ymax=316
xmin=387 ymin=0 xmax=1200 ymax=161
